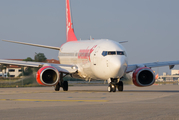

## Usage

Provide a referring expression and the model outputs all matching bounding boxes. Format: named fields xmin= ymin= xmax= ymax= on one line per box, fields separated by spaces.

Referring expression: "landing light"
xmin=72 ymin=66 xmax=77 ymax=69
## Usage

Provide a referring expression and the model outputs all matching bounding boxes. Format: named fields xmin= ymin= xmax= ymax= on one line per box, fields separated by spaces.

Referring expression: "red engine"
xmin=132 ymin=67 xmax=155 ymax=87
xmin=36 ymin=66 xmax=60 ymax=86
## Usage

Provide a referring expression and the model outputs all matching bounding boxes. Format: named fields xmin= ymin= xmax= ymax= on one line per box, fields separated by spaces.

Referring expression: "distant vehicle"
xmin=1 ymin=0 xmax=179 ymax=92
xmin=0 ymin=73 xmax=7 ymax=78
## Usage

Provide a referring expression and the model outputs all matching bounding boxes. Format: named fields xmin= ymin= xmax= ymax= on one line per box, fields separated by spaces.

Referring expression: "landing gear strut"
xmin=107 ymin=78 xmax=123 ymax=92
xmin=55 ymin=73 xmax=68 ymax=91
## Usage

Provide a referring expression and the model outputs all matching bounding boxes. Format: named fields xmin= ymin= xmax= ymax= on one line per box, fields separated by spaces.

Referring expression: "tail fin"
xmin=155 ymin=74 xmax=159 ymax=80
xmin=66 ymin=0 xmax=78 ymax=42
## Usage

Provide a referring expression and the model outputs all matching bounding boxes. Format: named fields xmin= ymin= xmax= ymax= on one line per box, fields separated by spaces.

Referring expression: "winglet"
xmin=66 ymin=0 xmax=78 ymax=42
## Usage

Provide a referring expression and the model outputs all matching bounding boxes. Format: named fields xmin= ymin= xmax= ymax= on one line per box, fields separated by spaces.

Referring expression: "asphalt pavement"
xmin=0 ymin=85 xmax=179 ymax=120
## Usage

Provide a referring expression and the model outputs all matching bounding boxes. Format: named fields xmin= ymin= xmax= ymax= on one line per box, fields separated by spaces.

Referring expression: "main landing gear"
xmin=55 ymin=73 xmax=68 ymax=91
xmin=107 ymin=78 xmax=123 ymax=92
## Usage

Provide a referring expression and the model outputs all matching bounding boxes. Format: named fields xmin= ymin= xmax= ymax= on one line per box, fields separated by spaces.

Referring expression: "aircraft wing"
xmin=126 ymin=60 xmax=179 ymax=73
xmin=2 ymin=40 xmax=60 ymax=50
xmin=0 ymin=59 xmax=77 ymax=74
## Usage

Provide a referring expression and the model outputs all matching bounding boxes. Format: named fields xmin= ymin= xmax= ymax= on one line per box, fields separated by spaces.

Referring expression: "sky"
xmin=0 ymin=0 xmax=179 ymax=75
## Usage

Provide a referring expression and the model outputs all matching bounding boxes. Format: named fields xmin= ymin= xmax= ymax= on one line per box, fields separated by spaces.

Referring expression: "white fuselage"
xmin=58 ymin=39 xmax=128 ymax=81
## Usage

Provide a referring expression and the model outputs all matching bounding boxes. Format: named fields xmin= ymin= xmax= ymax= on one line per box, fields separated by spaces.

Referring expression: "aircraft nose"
xmin=109 ymin=56 xmax=127 ymax=78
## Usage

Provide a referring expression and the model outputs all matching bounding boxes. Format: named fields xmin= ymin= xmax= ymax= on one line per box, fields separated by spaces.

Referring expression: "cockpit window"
xmin=108 ymin=51 xmax=116 ymax=55
xmin=102 ymin=51 xmax=125 ymax=56
xmin=117 ymin=51 xmax=124 ymax=55
xmin=102 ymin=51 xmax=107 ymax=56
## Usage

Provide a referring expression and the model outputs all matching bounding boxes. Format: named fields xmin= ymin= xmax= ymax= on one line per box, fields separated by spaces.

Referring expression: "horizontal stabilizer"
xmin=2 ymin=40 xmax=60 ymax=50
xmin=119 ymin=41 xmax=128 ymax=43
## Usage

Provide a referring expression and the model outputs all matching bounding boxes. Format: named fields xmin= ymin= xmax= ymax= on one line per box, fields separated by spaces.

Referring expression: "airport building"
xmin=157 ymin=70 xmax=179 ymax=81
xmin=0 ymin=59 xmax=60 ymax=78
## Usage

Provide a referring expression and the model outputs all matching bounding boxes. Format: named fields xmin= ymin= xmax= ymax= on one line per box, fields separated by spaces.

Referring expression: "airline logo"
xmin=78 ymin=45 xmax=97 ymax=61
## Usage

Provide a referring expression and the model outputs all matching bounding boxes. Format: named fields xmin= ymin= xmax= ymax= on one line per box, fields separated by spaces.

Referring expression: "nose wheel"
xmin=117 ymin=81 xmax=123 ymax=91
xmin=108 ymin=83 xmax=116 ymax=92
xmin=108 ymin=80 xmax=123 ymax=92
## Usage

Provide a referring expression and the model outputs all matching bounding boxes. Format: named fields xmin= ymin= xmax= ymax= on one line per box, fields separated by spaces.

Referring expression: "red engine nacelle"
xmin=132 ymin=67 xmax=155 ymax=87
xmin=36 ymin=66 xmax=60 ymax=86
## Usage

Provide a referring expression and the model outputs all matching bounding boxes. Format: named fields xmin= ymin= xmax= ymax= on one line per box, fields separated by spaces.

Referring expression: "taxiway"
xmin=0 ymin=85 xmax=179 ymax=120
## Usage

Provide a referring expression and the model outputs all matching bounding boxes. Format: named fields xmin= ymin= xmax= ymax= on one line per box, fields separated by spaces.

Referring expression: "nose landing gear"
xmin=107 ymin=78 xmax=123 ymax=92
xmin=108 ymin=83 xmax=116 ymax=92
xmin=117 ymin=81 xmax=123 ymax=91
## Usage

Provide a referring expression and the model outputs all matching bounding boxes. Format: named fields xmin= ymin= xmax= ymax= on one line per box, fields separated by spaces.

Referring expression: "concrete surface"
xmin=0 ymin=85 xmax=179 ymax=120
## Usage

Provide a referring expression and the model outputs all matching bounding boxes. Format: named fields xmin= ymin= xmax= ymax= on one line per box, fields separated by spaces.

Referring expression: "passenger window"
xmin=102 ymin=51 xmax=107 ymax=56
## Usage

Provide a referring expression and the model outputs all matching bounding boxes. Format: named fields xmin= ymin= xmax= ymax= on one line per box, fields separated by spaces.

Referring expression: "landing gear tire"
xmin=117 ymin=81 xmax=123 ymax=91
xmin=108 ymin=85 xmax=112 ymax=92
xmin=108 ymin=83 xmax=116 ymax=92
xmin=55 ymin=83 xmax=60 ymax=91
xmin=112 ymin=85 xmax=116 ymax=92
xmin=63 ymin=81 xmax=68 ymax=91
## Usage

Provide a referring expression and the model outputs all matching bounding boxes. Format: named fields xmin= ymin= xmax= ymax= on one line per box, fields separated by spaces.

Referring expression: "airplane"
xmin=1 ymin=0 xmax=179 ymax=92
